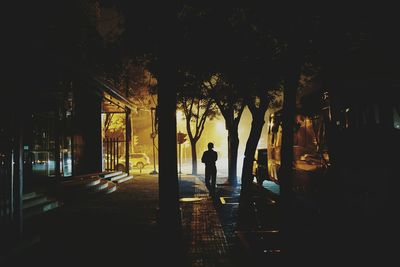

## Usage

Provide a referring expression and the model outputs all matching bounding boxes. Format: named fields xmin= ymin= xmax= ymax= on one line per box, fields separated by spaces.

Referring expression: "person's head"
xmin=207 ymin=142 xmax=214 ymax=150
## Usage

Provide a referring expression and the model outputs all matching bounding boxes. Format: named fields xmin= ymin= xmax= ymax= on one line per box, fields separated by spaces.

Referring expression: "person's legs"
xmin=205 ymin=167 xmax=211 ymax=191
xmin=211 ymin=166 xmax=217 ymax=194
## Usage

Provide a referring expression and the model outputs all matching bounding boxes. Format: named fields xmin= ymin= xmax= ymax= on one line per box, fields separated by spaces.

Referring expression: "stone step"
xmin=22 ymin=192 xmax=40 ymax=201
xmin=108 ymin=173 xmax=128 ymax=182
xmin=56 ymin=176 xmax=117 ymax=199
xmin=2 ymin=192 xmax=45 ymax=216
xmin=104 ymin=183 xmax=117 ymax=194
xmin=1 ymin=191 xmax=41 ymax=208
xmin=23 ymin=199 xmax=61 ymax=220
xmin=23 ymin=195 xmax=48 ymax=210
xmin=89 ymin=179 xmax=109 ymax=192
xmin=2 ymin=192 xmax=54 ymax=217
xmin=99 ymin=171 xmax=123 ymax=179
xmin=114 ymin=175 xmax=133 ymax=184
xmin=61 ymin=177 xmax=101 ymax=190
xmin=90 ymin=180 xmax=117 ymax=194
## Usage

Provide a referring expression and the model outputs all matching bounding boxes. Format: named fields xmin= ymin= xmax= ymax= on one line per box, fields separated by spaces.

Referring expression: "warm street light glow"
xmin=176 ymin=110 xmax=184 ymax=121
xmin=215 ymin=121 xmax=225 ymax=132
xmin=179 ymin=197 xmax=204 ymax=202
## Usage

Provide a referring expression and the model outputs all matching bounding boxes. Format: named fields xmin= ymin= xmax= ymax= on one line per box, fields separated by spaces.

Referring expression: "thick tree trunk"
xmin=241 ymin=114 xmax=265 ymax=191
xmin=154 ymin=7 xmax=185 ymax=263
xmin=280 ymin=80 xmax=297 ymax=202
xmin=157 ymin=74 xmax=180 ymax=231
xmin=279 ymin=68 xmax=301 ymax=257
xmin=190 ymin=140 xmax=197 ymax=175
xmin=237 ymin=112 xmax=265 ymax=235
xmin=227 ymin=122 xmax=239 ymax=185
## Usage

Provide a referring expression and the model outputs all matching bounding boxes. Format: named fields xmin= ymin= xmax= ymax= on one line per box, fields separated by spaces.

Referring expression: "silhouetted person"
xmin=201 ymin=142 xmax=218 ymax=195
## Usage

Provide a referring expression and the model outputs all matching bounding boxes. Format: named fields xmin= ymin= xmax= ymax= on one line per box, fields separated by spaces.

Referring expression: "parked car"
xmin=116 ymin=153 xmax=150 ymax=171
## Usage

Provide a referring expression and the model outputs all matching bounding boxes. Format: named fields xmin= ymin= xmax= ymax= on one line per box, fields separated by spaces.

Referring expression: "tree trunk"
xmin=241 ymin=114 xmax=265 ymax=191
xmin=190 ymin=139 xmax=197 ymax=175
xmin=279 ymin=68 xmax=301 ymax=257
xmin=227 ymin=122 xmax=239 ymax=185
xmin=280 ymin=79 xmax=297 ymax=201
xmin=157 ymin=74 xmax=180 ymax=231
xmin=155 ymin=7 xmax=184 ymax=264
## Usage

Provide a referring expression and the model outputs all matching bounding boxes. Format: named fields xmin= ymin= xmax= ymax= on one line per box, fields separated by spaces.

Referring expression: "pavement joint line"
xmin=235 ymin=230 xmax=280 ymax=234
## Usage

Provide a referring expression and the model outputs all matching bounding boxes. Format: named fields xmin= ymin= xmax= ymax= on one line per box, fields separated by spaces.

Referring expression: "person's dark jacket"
xmin=201 ymin=150 xmax=217 ymax=167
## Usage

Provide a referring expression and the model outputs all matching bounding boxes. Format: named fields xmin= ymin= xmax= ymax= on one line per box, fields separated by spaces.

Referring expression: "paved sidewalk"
xmin=4 ymin=174 xmax=240 ymax=267
xmin=8 ymin=174 xmax=162 ymax=266
xmin=179 ymin=175 xmax=232 ymax=266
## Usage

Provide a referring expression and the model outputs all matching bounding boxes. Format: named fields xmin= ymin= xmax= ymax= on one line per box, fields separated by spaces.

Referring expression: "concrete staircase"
xmin=58 ymin=174 xmax=117 ymax=199
xmin=0 ymin=192 xmax=60 ymax=261
xmin=99 ymin=171 xmax=133 ymax=184
xmin=0 ymin=192 xmax=61 ymax=220
xmin=23 ymin=192 xmax=61 ymax=220
xmin=31 ymin=171 xmax=133 ymax=202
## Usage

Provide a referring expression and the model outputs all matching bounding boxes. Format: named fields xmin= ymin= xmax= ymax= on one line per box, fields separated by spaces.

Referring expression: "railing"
xmin=103 ymin=138 xmax=125 ymax=171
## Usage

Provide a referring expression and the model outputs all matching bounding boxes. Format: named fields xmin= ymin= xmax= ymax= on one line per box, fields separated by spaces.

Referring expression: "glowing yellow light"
xmin=215 ymin=121 xmax=225 ymax=132
xmin=176 ymin=110 xmax=183 ymax=121
xmin=179 ymin=197 xmax=204 ymax=202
